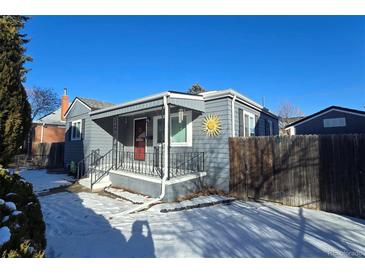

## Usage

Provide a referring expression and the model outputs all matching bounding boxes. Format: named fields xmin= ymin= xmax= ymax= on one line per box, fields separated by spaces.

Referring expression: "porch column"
xmin=112 ymin=115 xmax=119 ymax=169
xmin=163 ymin=96 xmax=170 ymax=180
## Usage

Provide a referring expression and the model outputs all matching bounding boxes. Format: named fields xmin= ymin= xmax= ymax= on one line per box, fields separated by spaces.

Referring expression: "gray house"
xmin=64 ymin=89 xmax=278 ymax=201
xmin=285 ymin=106 xmax=365 ymax=135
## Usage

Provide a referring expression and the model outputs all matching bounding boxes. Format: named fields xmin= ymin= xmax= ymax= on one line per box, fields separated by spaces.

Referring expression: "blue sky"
xmin=24 ymin=16 xmax=365 ymax=115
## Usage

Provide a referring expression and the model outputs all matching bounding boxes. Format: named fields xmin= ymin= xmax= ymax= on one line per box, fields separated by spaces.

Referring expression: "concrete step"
xmin=78 ymin=175 xmax=112 ymax=192
xmin=104 ymin=186 xmax=156 ymax=204
xmin=149 ymin=195 xmax=236 ymax=213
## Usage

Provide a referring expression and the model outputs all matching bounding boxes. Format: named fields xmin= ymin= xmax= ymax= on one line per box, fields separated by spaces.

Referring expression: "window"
xmin=71 ymin=120 xmax=82 ymax=141
xmin=323 ymin=117 xmax=346 ymax=128
xmin=244 ymin=111 xmax=256 ymax=137
xmin=157 ymin=118 xmax=164 ymax=144
xmin=171 ymin=116 xmax=187 ymax=143
xmin=153 ymin=111 xmax=192 ymax=147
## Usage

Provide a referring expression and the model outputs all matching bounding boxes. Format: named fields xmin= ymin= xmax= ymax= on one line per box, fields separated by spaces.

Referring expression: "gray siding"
xmin=64 ymin=102 xmax=113 ymax=166
xmin=191 ymin=98 xmax=232 ymax=191
xmin=64 ymin=102 xmax=90 ymax=165
xmin=233 ymin=99 xmax=279 ymax=137
xmin=294 ymin=110 xmax=365 ymax=135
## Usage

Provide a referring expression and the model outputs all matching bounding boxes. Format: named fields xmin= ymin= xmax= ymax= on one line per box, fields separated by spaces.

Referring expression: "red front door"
xmin=134 ymin=118 xmax=146 ymax=161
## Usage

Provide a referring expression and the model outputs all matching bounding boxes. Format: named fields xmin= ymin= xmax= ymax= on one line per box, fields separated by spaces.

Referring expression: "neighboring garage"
xmin=286 ymin=105 xmax=365 ymax=135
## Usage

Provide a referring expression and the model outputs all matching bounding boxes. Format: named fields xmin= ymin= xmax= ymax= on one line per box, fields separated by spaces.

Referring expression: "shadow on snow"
xmin=40 ymin=191 xmax=155 ymax=258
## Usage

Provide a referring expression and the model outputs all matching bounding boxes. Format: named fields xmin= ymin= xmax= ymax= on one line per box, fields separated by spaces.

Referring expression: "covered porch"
xmin=82 ymin=92 xmax=207 ymax=200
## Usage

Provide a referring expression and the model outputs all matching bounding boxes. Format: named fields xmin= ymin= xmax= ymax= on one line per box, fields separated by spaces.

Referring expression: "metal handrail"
xmin=76 ymin=149 xmax=100 ymax=179
xmin=90 ymin=149 xmax=114 ymax=186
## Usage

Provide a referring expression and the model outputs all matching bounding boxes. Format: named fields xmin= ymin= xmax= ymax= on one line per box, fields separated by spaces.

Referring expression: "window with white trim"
xmin=323 ymin=117 xmax=346 ymax=128
xmin=71 ymin=120 xmax=82 ymax=141
xmin=153 ymin=111 xmax=192 ymax=147
xmin=244 ymin=111 xmax=256 ymax=137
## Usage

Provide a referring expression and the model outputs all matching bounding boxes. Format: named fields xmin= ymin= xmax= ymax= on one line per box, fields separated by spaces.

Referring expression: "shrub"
xmin=0 ymin=168 xmax=46 ymax=257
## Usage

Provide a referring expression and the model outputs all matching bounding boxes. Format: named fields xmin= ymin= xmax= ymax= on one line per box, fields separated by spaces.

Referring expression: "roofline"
xmin=285 ymin=105 xmax=365 ymax=128
xmin=203 ymin=89 xmax=278 ymax=118
xmin=90 ymin=89 xmax=277 ymax=118
xmin=90 ymin=91 xmax=204 ymax=116
xmin=37 ymin=107 xmax=61 ymax=121
xmin=203 ymin=89 xmax=263 ymax=109
xmin=32 ymin=121 xmax=66 ymax=126
xmin=64 ymin=97 xmax=92 ymax=118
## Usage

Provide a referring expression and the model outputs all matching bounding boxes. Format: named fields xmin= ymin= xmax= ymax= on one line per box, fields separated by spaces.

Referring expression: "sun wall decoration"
xmin=203 ymin=114 xmax=222 ymax=137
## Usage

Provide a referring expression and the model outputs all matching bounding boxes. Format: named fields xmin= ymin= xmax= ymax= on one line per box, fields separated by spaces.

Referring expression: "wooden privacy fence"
xmin=229 ymin=134 xmax=365 ymax=219
xmin=31 ymin=142 xmax=65 ymax=168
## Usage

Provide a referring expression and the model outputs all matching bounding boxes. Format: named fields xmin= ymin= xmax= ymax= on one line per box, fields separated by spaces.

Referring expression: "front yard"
xmin=21 ymin=169 xmax=365 ymax=258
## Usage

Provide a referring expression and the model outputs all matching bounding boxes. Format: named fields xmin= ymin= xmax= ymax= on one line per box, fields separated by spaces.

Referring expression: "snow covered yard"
xmin=38 ymin=191 xmax=365 ymax=258
xmin=17 ymin=169 xmax=74 ymax=193
xmin=19 ymin=170 xmax=365 ymax=258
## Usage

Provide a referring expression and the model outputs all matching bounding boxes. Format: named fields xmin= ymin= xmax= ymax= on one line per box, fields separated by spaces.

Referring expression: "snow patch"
xmin=12 ymin=210 xmax=22 ymax=216
xmin=0 ymin=226 xmax=11 ymax=246
xmin=17 ymin=169 xmax=74 ymax=194
xmin=5 ymin=201 xmax=16 ymax=211
xmin=0 ymin=199 xmax=4 ymax=206
xmin=2 ymin=216 xmax=9 ymax=223
xmin=28 ymin=246 xmax=35 ymax=253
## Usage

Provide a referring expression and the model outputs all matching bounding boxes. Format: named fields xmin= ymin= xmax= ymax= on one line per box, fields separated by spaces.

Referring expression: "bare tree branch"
xmin=278 ymin=101 xmax=304 ymax=124
xmin=277 ymin=102 xmax=304 ymax=136
xmin=27 ymin=86 xmax=59 ymax=120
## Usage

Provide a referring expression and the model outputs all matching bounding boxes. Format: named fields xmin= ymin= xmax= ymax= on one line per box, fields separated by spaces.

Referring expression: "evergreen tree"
xmin=188 ymin=83 xmax=206 ymax=94
xmin=0 ymin=16 xmax=32 ymax=166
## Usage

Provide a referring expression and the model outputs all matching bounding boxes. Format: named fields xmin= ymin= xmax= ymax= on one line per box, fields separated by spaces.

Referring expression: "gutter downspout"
xmin=159 ymin=94 xmax=169 ymax=199
xmin=231 ymin=94 xmax=237 ymax=137
xmin=122 ymin=94 xmax=170 ymax=215
xmin=40 ymin=123 xmax=45 ymax=143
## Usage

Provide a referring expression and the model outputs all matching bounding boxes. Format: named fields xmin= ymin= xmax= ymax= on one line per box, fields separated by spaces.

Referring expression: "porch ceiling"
xmin=90 ymin=92 xmax=205 ymax=120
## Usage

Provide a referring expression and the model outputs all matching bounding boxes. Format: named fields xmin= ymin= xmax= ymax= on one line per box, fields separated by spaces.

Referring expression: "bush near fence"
xmin=229 ymin=134 xmax=365 ymax=219
xmin=0 ymin=168 xmax=46 ymax=257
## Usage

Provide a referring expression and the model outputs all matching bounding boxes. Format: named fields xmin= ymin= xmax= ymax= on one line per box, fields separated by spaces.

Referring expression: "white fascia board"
xmin=204 ymin=89 xmax=264 ymax=110
xmin=204 ymin=89 xmax=278 ymax=118
xmin=64 ymin=98 xmax=92 ymax=118
xmin=169 ymin=92 xmax=204 ymax=100
xmin=90 ymin=91 xmax=204 ymax=117
xmin=90 ymin=92 xmax=169 ymax=116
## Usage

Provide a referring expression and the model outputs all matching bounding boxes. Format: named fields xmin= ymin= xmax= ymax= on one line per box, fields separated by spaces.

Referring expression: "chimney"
xmin=61 ymin=88 xmax=69 ymax=121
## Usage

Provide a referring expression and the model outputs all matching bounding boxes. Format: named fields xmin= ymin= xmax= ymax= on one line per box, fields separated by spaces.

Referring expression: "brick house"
xmin=31 ymin=89 xmax=69 ymax=150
